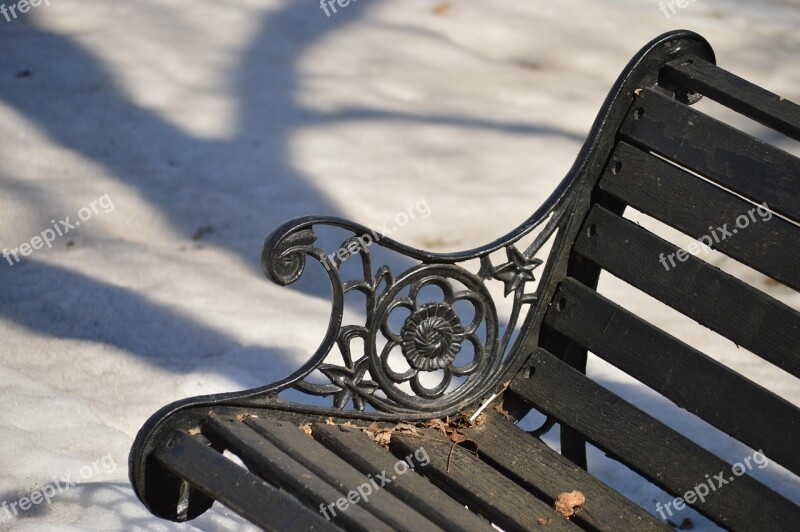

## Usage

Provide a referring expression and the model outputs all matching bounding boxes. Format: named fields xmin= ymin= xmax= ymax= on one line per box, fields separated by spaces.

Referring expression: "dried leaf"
xmin=447 ymin=431 xmax=468 ymax=444
xmin=325 ymin=417 xmax=335 ymax=425
xmin=433 ymin=2 xmax=450 ymax=15
xmin=299 ymin=423 xmax=313 ymax=437
xmin=442 ymin=409 xmax=487 ymax=429
xmin=492 ymin=403 xmax=512 ymax=420
xmin=537 ymin=517 xmax=552 ymax=526
xmin=459 ymin=409 xmax=485 ymax=426
xmin=634 ymin=88 xmax=643 ymax=96
xmin=472 ymin=412 xmax=487 ymax=426
xmin=554 ymin=491 xmax=586 ymax=518
xmin=376 ymin=431 xmax=392 ymax=448
xmin=422 ymin=418 xmax=448 ymax=436
xmin=355 ymin=421 xmax=403 ymax=449
xmin=394 ymin=423 xmax=419 ymax=435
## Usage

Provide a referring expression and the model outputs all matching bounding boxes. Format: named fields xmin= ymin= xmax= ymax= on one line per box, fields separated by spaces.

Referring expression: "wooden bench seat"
xmin=154 ymin=410 xmax=669 ymax=531
xmin=130 ymin=30 xmax=800 ymax=530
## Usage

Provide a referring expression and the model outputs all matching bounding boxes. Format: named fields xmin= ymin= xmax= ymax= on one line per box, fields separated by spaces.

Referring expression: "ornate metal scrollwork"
xmin=367 ymin=264 xmax=499 ymax=411
xmin=258 ymin=204 xmax=568 ymax=416
xmin=130 ymin=33 xmax=722 ymax=522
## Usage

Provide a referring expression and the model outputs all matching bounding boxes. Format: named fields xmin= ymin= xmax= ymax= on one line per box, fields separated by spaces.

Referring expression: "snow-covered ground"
xmin=0 ymin=0 xmax=798 ymax=530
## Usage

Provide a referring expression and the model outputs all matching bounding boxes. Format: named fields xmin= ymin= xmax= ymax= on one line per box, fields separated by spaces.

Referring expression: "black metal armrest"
xmin=129 ymin=29 xmax=720 ymax=524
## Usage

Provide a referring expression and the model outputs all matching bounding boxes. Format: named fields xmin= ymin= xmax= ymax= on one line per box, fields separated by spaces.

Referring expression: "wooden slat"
xmin=462 ymin=410 xmax=671 ymax=532
xmin=244 ymin=417 xmax=441 ymax=532
xmin=510 ymin=348 xmax=800 ymax=531
xmin=573 ymin=205 xmax=800 ymax=377
xmin=202 ymin=415 xmax=392 ymax=532
xmin=664 ymin=57 xmax=800 ymax=142
xmin=620 ymin=88 xmax=800 ymax=223
xmin=599 ymin=141 xmax=800 ymax=291
xmin=390 ymin=429 xmax=578 ymax=532
xmin=544 ymin=276 xmax=800 ymax=475
xmin=153 ymin=430 xmax=337 ymax=531
xmin=312 ymin=423 xmax=493 ymax=532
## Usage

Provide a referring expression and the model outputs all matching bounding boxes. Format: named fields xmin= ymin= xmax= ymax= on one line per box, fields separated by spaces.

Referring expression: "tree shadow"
xmin=1 ymin=259 xmax=232 ymax=361
xmin=0 ymin=0 xmax=585 ymax=382
xmin=0 ymin=481 xmax=258 ymax=530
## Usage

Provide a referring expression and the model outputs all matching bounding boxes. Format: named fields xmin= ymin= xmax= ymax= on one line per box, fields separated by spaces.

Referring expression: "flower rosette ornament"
xmin=401 ymin=302 xmax=465 ymax=371
xmin=368 ymin=265 xmax=499 ymax=410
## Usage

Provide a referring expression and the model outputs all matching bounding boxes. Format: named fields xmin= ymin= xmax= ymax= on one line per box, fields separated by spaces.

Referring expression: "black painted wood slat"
xmin=573 ymin=205 xmax=800 ymax=377
xmin=600 ymin=141 xmax=800 ymax=291
xmin=544 ymin=277 xmax=800 ymax=475
xmin=390 ymin=429 xmax=578 ymax=532
xmin=153 ymin=430 xmax=337 ymax=532
xmin=463 ymin=410 xmax=671 ymax=532
xmin=202 ymin=415 xmax=393 ymax=532
xmin=244 ymin=417 xmax=441 ymax=532
xmin=312 ymin=423 xmax=493 ymax=532
xmin=510 ymin=348 xmax=800 ymax=531
xmin=664 ymin=57 xmax=800 ymax=141
xmin=619 ymin=88 xmax=800 ymax=223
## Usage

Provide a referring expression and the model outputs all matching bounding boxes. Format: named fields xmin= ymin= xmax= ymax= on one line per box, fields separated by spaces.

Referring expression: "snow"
xmin=0 ymin=0 xmax=798 ymax=529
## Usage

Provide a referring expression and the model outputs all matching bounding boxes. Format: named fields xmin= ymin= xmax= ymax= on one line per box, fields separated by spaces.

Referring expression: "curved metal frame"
xmin=129 ymin=29 xmax=716 ymax=522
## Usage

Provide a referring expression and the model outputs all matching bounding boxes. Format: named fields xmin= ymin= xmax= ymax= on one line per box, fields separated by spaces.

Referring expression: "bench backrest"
xmin=513 ymin=54 xmax=800 ymax=529
xmin=128 ymin=32 xmax=799 ymax=529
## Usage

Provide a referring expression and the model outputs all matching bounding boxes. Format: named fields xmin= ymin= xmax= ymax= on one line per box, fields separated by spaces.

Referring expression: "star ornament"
xmin=492 ymin=247 xmax=543 ymax=296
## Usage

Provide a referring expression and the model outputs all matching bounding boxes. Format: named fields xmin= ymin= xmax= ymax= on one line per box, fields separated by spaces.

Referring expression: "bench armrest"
xmin=258 ymin=208 xmax=565 ymax=417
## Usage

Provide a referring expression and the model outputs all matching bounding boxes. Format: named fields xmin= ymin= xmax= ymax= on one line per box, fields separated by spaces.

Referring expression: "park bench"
xmin=129 ymin=30 xmax=800 ymax=531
